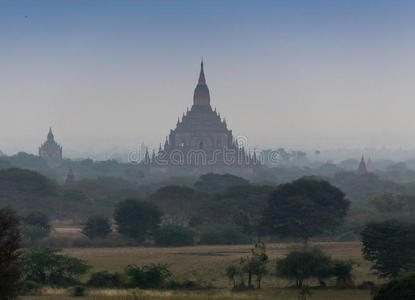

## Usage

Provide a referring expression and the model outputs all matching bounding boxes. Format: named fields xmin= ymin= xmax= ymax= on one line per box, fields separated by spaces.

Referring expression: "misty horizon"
xmin=2 ymin=1 xmax=415 ymax=158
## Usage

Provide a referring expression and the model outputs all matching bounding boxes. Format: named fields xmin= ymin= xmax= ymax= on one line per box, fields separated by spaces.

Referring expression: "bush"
xmin=333 ymin=260 xmax=354 ymax=287
xmin=154 ymin=225 xmax=194 ymax=247
xmin=199 ymin=225 xmax=251 ymax=245
xmin=23 ymin=225 xmax=50 ymax=242
xmin=164 ymin=279 xmax=197 ymax=290
xmin=87 ymin=271 xmax=123 ymax=288
xmin=21 ymin=247 xmax=91 ymax=286
xmin=82 ymin=215 xmax=112 ymax=239
xmin=276 ymin=248 xmax=333 ymax=288
xmin=21 ymin=280 xmax=41 ymax=296
xmin=71 ymin=285 xmax=86 ymax=297
xmin=23 ymin=210 xmax=50 ymax=230
xmin=125 ymin=263 xmax=171 ymax=289
xmin=374 ymin=273 xmax=415 ymax=300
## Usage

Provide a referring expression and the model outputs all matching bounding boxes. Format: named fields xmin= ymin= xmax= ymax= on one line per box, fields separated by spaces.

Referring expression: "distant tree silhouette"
xmin=193 ymin=173 xmax=249 ymax=193
xmin=82 ymin=215 xmax=112 ymax=239
xmin=114 ymin=199 xmax=162 ymax=241
xmin=261 ymin=177 xmax=350 ymax=243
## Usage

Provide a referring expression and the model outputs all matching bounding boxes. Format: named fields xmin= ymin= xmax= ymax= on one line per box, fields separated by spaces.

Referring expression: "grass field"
xmin=25 ymin=288 xmax=372 ymax=300
xmin=23 ymin=241 xmax=379 ymax=299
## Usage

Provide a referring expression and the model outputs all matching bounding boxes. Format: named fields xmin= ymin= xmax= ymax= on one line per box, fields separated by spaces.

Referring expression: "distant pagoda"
xmin=39 ymin=127 xmax=63 ymax=166
xmin=357 ymin=155 xmax=368 ymax=175
xmin=65 ymin=166 xmax=75 ymax=184
xmin=147 ymin=62 xmax=259 ymax=174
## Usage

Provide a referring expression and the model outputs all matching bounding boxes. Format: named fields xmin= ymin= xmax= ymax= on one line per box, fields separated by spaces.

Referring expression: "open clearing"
xmin=24 ymin=241 xmax=378 ymax=299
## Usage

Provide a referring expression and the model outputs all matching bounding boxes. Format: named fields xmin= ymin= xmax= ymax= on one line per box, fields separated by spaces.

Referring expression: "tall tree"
xmin=0 ymin=207 xmax=22 ymax=299
xmin=261 ymin=178 xmax=350 ymax=243
xmin=114 ymin=199 xmax=162 ymax=241
xmin=361 ymin=220 xmax=415 ymax=278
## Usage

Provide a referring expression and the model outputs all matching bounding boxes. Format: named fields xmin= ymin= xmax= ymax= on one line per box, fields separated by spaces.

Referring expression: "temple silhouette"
xmin=39 ymin=127 xmax=63 ymax=166
xmin=146 ymin=62 xmax=259 ymax=174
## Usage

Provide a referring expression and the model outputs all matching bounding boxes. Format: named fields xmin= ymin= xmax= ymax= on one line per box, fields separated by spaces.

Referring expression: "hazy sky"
xmin=1 ymin=0 xmax=415 ymax=157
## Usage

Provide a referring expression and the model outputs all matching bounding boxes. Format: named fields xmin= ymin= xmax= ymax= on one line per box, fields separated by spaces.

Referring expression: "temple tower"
xmin=39 ymin=127 xmax=63 ymax=166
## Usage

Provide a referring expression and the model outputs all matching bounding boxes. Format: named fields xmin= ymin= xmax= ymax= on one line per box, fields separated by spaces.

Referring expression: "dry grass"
xmin=24 ymin=287 xmax=371 ymax=300
xmin=63 ymin=241 xmax=379 ymax=288
xmin=22 ymin=241 xmax=378 ymax=299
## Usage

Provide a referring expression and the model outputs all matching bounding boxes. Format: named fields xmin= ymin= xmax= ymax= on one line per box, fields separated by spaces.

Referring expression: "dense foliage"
xmin=0 ymin=207 xmax=22 ymax=299
xmin=22 ymin=210 xmax=51 ymax=243
xmin=21 ymin=247 xmax=91 ymax=286
xmin=261 ymin=178 xmax=350 ymax=242
xmin=373 ymin=273 xmax=415 ymax=300
xmin=276 ymin=248 xmax=333 ymax=287
xmin=154 ymin=225 xmax=194 ymax=247
xmin=193 ymin=173 xmax=249 ymax=193
xmin=125 ymin=263 xmax=172 ymax=289
xmin=114 ymin=199 xmax=162 ymax=241
xmin=361 ymin=220 xmax=415 ymax=278
xmin=199 ymin=224 xmax=251 ymax=245
xmin=82 ymin=215 xmax=112 ymax=239
xmin=87 ymin=271 xmax=122 ymax=288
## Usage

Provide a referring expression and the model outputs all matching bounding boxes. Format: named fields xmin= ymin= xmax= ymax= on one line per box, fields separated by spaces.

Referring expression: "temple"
xmin=39 ymin=127 xmax=63 ymax=166
xmin=147 ymin=62 xmax=258 ymax=174
xmin=65 ymin=166 xmax=75 ymax=184
xmin=357 ymin=155 xmax=368 ymax=175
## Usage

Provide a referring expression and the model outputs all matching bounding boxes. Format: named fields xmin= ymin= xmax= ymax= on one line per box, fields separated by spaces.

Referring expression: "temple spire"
xmin=193 ymin=61 xmax=210 ymax=106
xmin=357 ymin=155 xmax=368 ymax=175
xmin=47 ymin=127 xmax=54 ymax=141
xmin=198 ymin=60 xmax=206 ymax=84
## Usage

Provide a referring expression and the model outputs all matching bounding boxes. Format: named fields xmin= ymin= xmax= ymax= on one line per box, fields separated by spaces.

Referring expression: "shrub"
xmin=23 ymin=210 xmax=50 ymax=230
xmin=199 ymin=225 xmax=251 ymax=245
xmin=154 ymin=225 xmax=194 ymax=247
xmin=21 ymin=280 xmax=40 ymax=296
xmin=21 ymin=247 xmax=91 ymax=286
xmin=22 ymin=210 xmax=51 ymax=243
xmin=164 ymin=279 xmax=197 ymax=290
xmin=23 ymin=225 xmax=50 ymax=242
xmin=71 ymin=285 xmax=86 ymax=297
xmin=87 ymin=271 xmax=122 ymax=288
xmin=276 ymin=248 xmax=333 ymax=288
xmin=374 ymin=273 xmax=415 ymax=300
xmin=125 ymin=263 xmax=171 ymax=289
xmin=333 ymin=260 xmax=354 ymax=287
xmin=227 ymin=242 xmax=268 ymax=289
xmin=82 ymin=215 xmax=112 ymax=239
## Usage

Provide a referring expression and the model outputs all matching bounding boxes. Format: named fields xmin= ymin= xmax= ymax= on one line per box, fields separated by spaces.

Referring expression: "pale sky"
xmin=1 ymin=0 xmax=415 ymax=157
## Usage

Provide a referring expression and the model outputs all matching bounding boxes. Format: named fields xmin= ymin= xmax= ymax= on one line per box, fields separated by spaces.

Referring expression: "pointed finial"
xmin=47 ymin=127 xmax=54 ymax=140
xmin=198 ymin=60 xmax=206 ymax=84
